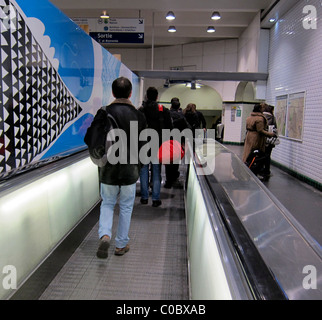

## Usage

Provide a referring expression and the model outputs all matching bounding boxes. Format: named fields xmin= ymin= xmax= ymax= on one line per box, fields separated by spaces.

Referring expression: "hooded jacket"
xmin=98 ymin=98 xmax=146 ymax=185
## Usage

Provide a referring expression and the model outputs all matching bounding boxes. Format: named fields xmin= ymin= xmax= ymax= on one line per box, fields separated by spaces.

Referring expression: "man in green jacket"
xmin=96 ymin=77 xmax=146 ymax=259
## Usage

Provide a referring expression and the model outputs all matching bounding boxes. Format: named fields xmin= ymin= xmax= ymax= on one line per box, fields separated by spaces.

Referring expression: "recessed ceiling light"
xmin=100 ymin=10 xmax=109 ymax=19
xmin=207 ymin=26 xmax=215 ymax=33
xmin=269 ymin=18 xmax=276 ymax=23
xmin=166 ymin=11 xmax=175 ymax=20
xmin=211 ymin=11 xmax=221 ymax=20
xmin=168 ymin=26 xmax=176 ymax=32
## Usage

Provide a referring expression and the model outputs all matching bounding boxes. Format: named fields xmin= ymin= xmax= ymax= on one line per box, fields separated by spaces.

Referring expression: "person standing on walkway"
xmin=196 ymin=108 xmax=207 ymax=131
xmin=164 ymin=97 xmax=190 ymax=188
xmin=242 ymin=103 xmax=276 ymax=164
xmin=139 ymin=87 xmax=173 ymax=207
xmin=183 ymin=103 xmax=201 ymax=137
xmin=96 ymin=77 xmax=146 ymax=259
xmin=262 ymin=104 xmax=278 ymax=179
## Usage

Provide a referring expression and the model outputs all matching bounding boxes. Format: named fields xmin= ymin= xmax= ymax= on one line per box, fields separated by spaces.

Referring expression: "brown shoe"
xmin=96 ymin=235 xmax=110 ymax=259
xmin=114 ymin=244 xmax=130 ymax=256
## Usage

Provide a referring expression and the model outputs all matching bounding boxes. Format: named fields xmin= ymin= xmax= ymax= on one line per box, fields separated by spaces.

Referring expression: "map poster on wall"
xmin=286 ymin=92 xmax=305 ymax=141
xmin=275 ymin=95 xmax=288 ymax=136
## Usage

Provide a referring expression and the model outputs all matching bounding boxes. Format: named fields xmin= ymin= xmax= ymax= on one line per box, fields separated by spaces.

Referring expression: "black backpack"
xmin=84 ymin=106 xmax=119 ymax=167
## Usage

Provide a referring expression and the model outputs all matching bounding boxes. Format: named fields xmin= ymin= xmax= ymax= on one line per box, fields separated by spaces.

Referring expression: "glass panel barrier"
xmin=191 ymin=139 xmax=321 ymax=300
xmin=0 ymin=151 xmax=100 ymax=300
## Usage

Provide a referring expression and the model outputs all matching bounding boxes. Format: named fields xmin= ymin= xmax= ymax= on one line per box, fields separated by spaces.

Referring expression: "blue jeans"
xmin=140 ymin=163 xmax=161 ymax=201
xmin=98 ymin=183 xmax=136 ymax=248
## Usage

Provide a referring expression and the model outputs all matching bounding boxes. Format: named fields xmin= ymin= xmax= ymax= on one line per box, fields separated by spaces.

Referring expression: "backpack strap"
xmin=102 ymin=105 xmax=119 ymax=128
xmin=158 ymin=104 xmax=165 ymax=129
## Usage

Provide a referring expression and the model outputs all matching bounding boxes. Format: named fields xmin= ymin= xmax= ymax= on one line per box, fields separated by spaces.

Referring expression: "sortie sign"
xmin=86 ymin=17 xmax=144 ymax=44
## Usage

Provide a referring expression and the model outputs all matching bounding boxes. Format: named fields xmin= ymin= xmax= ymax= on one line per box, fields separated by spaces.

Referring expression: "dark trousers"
xmin=262 ymin=145 xmax=273 ymax=175
xmin=165 ymin=164 xmax=180 ymax=186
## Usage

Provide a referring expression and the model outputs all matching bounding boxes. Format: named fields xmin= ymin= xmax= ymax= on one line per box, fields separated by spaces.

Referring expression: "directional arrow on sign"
xmin=90 ymin=32 xmax=144 ymax=43
xmin=139 ymin=19 xmax=143 ymax=24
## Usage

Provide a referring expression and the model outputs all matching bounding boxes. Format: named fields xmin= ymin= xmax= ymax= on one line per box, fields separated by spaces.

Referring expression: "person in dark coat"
xmin=196 ymin=109 xmax=207 ymax=130
xmin=96 ymin=77 xmax=146 ymax=259
xmin=262 ymin=104 xmax=278 ymax=178
xmin=139 ymin=87 xmax=173 ymax=206
xmin=184 ymin=103 xmax=201 ymax=135
xmin=164 ymin=97 xmax=190 ymax=188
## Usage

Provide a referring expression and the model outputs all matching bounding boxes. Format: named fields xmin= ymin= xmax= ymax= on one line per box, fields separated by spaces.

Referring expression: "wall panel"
xmin=266 ymin=0 xmax=322 ymax=184
xmin=0 ymin=0 xmax=140 ymax=181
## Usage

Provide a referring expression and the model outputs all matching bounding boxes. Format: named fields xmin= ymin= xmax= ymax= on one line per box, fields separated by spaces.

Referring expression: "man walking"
xmin=139 ymin=87 xmax=172 ymax=207
xmin=96 ymin=77 xmax=146 ymax=258
xmin=164 ymin=97 xmax=190 ymax=188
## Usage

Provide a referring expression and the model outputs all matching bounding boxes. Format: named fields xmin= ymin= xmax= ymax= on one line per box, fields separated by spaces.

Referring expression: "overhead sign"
xmin=73 ymin=18 xmax=144 ymax=44
xmin=97 ymin=18 xmax=144 ymax=33
xmin=89 ymin=32 xmax=144 ymax=44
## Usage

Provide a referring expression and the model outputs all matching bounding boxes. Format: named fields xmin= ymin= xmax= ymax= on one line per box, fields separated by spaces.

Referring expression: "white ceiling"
xmin=49 ymin=0 xmax=295 ymax=49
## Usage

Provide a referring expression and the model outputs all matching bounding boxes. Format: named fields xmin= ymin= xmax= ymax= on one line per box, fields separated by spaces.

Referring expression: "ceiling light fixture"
xmin=207 ymin=26 xmax=215 ymax=33
xmin=168 ymin=26 xmax=176 ymax=33
xmin=186 ymin=81 xmax=201 ymax=89
xmin=100 ymin=10 xmax=109 ymax=19
xmin=166 ymin=11 xmax=176 ymax=20
xmin=211 ymin=11 xmax=221 ymax=20
xmin=269 ymin=18 xmax=276 ymax=23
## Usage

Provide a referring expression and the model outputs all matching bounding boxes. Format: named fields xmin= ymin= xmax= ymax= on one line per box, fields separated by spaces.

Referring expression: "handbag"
xmin=266 ymin=135 xmax=280 ymax=146
xmin=266 ymin=126 xmax=280 ymax=146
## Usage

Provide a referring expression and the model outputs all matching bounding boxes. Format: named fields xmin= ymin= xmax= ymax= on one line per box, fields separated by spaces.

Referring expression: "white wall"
xmin=237 ymin=13 xmax=261 ymax=73
xmin=223 ymin=103 xmax=254 ymax=143
xmin=158 ymin=83 xmax=223 ymax=110
xmin=108 ymin=39 xmax=239 ymax=102
xmin=237 ymin=12 xmax=269 ymax=100
xmin=265 ymin=0 xmax=322 ymax=184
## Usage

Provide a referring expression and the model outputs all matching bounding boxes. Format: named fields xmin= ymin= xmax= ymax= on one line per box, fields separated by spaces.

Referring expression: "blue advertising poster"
xmin=0 ymin=0 xmax=140 ymax=180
